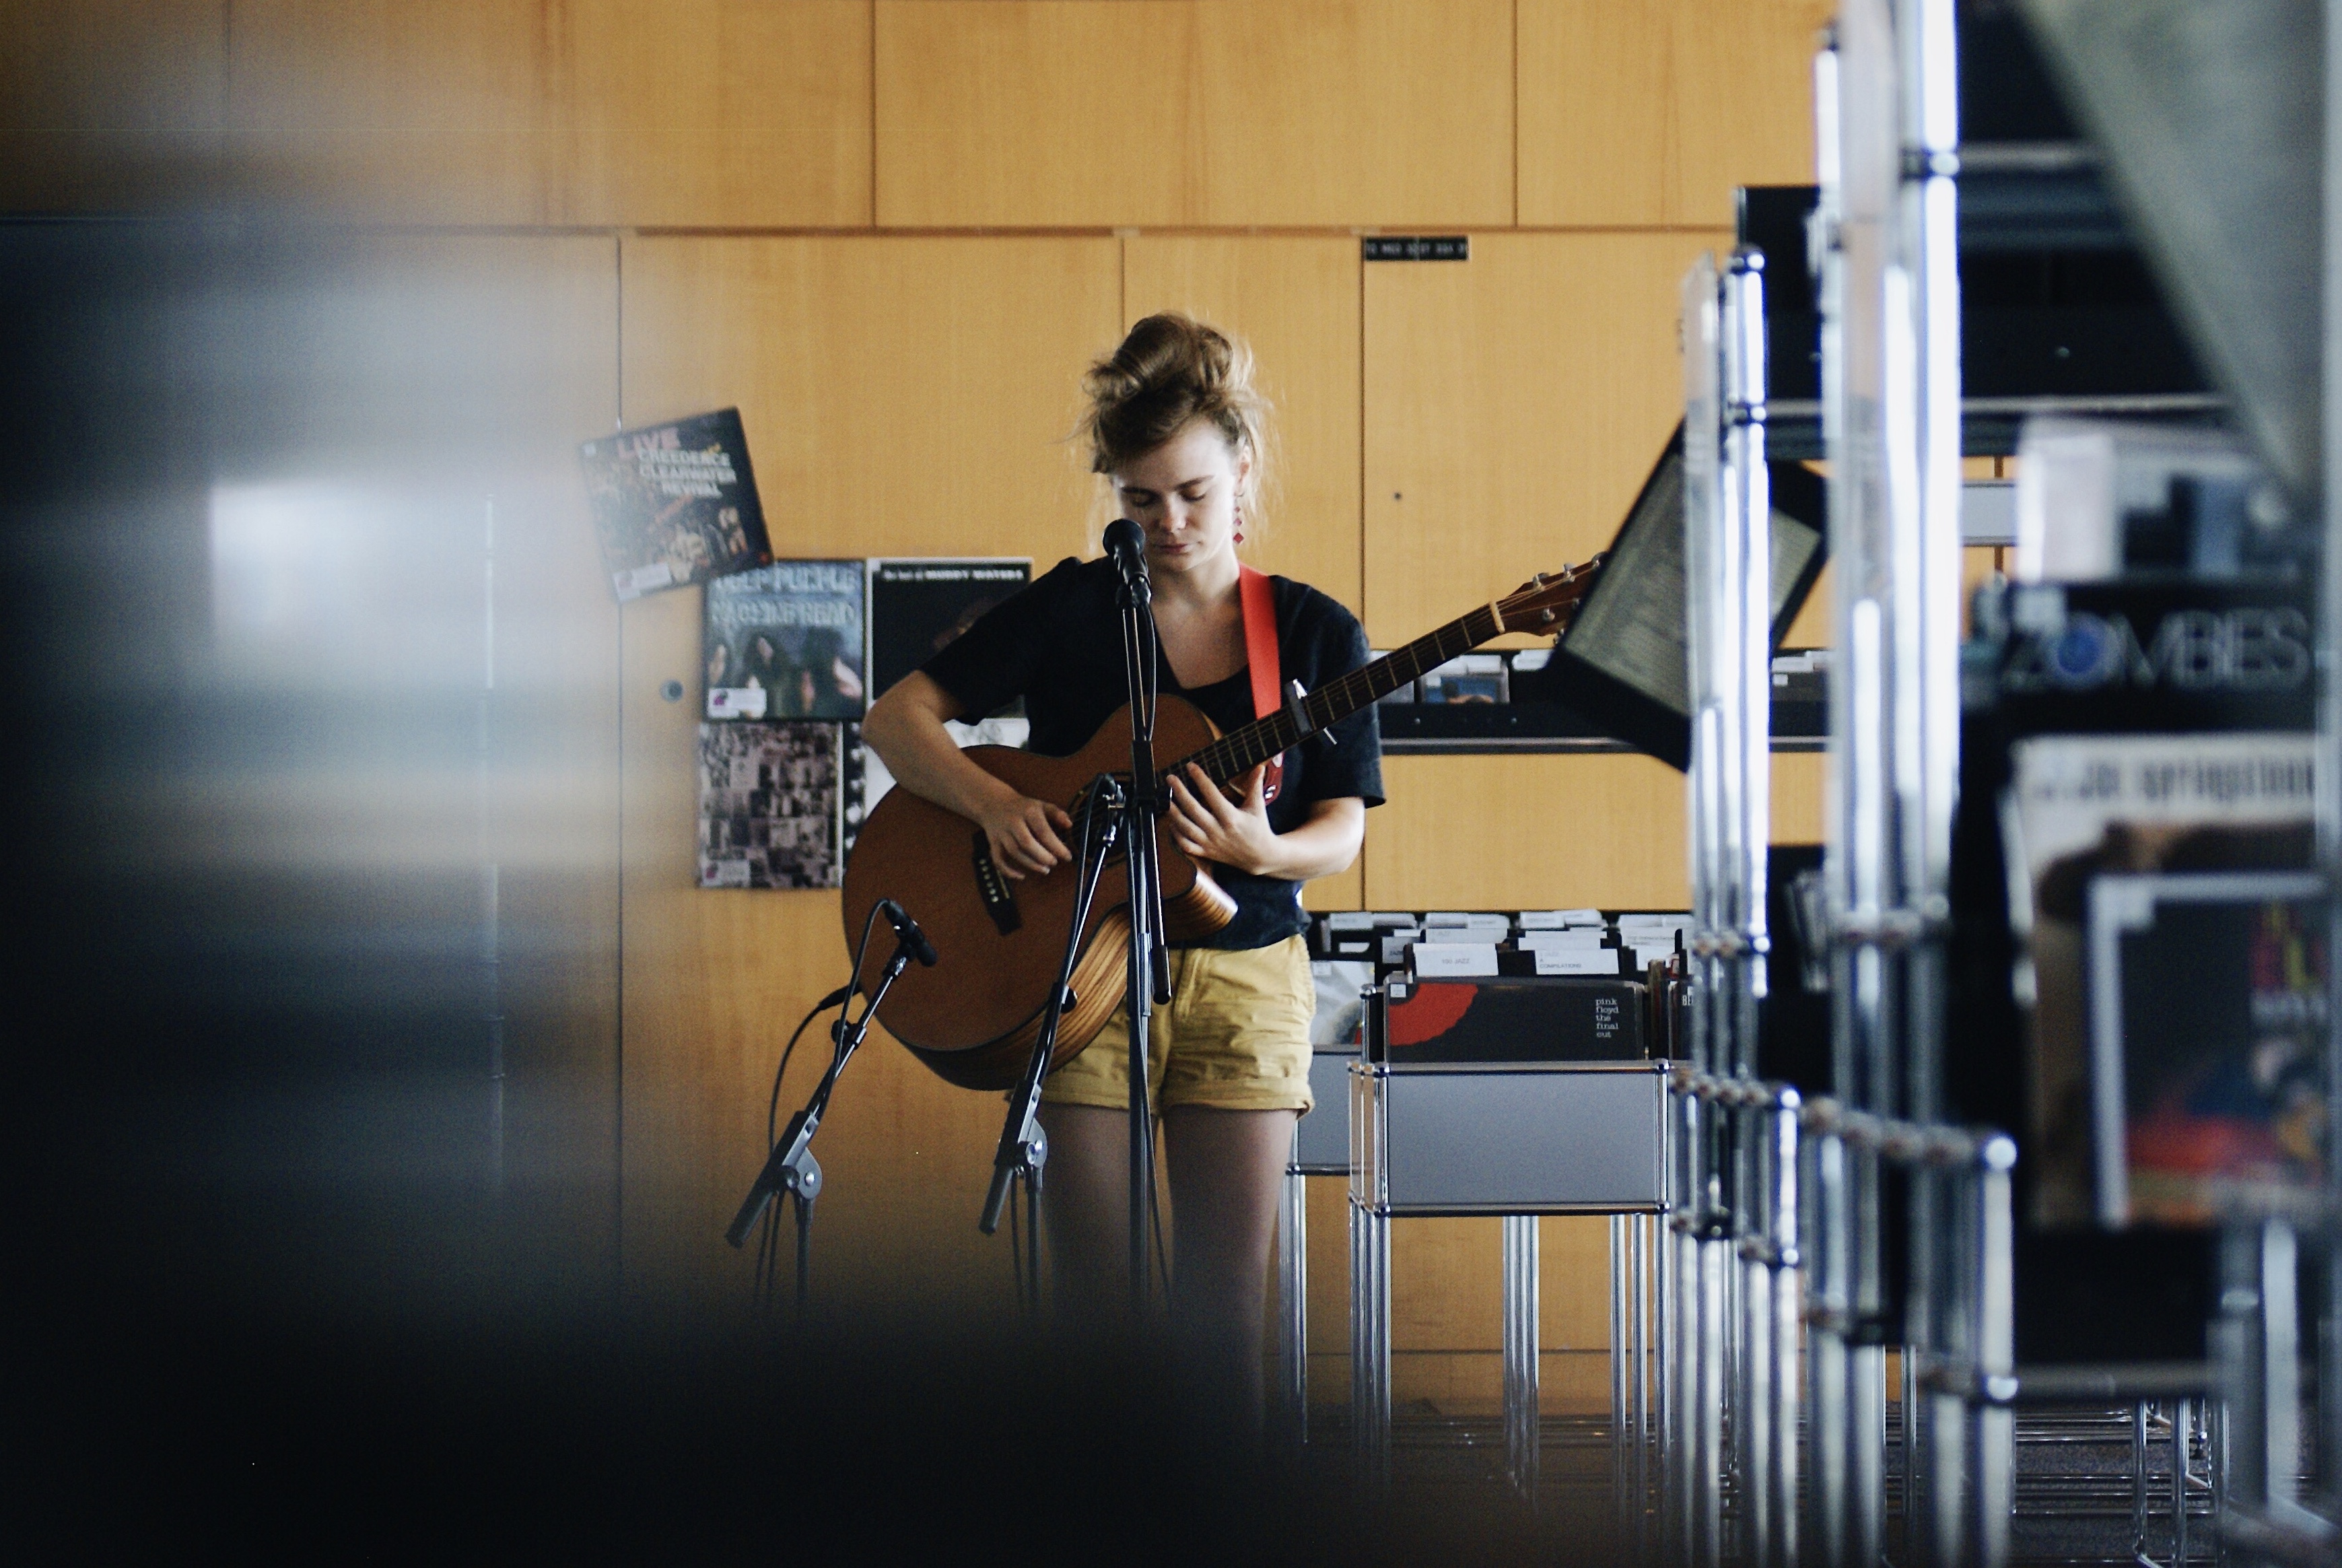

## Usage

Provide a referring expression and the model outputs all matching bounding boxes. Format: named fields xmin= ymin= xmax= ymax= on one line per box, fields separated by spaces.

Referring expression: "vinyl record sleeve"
xmin=866 ymin=559 xmax=1032 ymax=712
xmin=580 ymin=408 xmax=771 ymax=601
xmin=2007 ymin=730 xmax=2316 ymax=1225
xmin=697 ymin=722 xmax=840 ymax=890
xmin=2086 ymin=871 xmax=2327 ymax=1227
xmin=704 ymin=559 xmax=866 ymax=720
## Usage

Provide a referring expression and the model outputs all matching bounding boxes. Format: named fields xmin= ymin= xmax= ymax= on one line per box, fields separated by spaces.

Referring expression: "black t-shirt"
xmin=921 ymin=555 xmax=1385 ymax=951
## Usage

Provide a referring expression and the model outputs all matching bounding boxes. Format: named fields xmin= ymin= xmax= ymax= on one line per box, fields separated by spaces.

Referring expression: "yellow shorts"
xmin=1041 ymin=934 xmax=1315 ymax=1114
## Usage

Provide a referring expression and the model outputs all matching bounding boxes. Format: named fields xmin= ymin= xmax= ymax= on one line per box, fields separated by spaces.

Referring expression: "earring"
xmin=1234 ymin=508 xmax=1245 ymax=544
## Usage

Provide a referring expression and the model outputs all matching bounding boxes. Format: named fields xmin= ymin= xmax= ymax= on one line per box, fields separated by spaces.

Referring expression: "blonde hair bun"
xmin=1080 ymin=314 xmax=1271 ymax=494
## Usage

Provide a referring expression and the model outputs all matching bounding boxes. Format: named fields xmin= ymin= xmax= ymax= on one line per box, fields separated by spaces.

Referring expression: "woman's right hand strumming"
xmin=974 ymin=788 xmax=1074 ymax=881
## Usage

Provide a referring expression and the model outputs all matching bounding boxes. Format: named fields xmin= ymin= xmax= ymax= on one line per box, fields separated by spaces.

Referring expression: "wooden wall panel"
xmin=1368 ymin=751 xmax=1826 ymax=911
xmin=622 ymin=234 xmax=1119 ymax=566
xmin=1366 ymin=753 xmax=1690 ymax=912
xmin=223 ymin=0 xmax=561 ymax=223
xmin=1518 ymin=0 xmax=1830 ymax=229
xmin=562 ymin=0 xmax=872 ymax=227
xmin=0 ymin=0 xmax=226 ymax=211
xmin=1362 ymin=230 xmax=1724 ymax=648
xmin=1772 ymin=750 xmax=1826 ymax=844
xmin=874 ymin=0 xmax=1512 ymax=229
xmin=221 ymin=1 xmax=873 ymax=226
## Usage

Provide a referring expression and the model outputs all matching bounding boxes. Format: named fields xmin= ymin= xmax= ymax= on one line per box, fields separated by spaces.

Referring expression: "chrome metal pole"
xmin=2324 ymin=0 xmax=2342 ymax=1524
xmin=1813 ymin=1130 xmax=1851 ymax=1568
xmin=1674 ymin=1221 xmax=1702 ymax=1566
xmin=2264 ymin=1219 xmax=2302 ymax=1514
xmin=1744 ymin=1245 xmax=1777 ymax=1567
xmin=1978 ymin=1136 xmax=2018 ymax=1568
xmin=1613 ymin=1211 xmax=1630 ymax=1533
xmin=1637 ymin=1209 xmax=1654 ymax=1563
xmin=1928 ymin=1161 xmax=1972 ymax=1568
xmin=1506 ymin=1213 xmax=1542 ymax=1504
xmin=1853 ymin=1153 xmax=1888 ymax=1567
xmin=1280 ymin=1141 xmax=1307 ymax=1443
xmin=2175 ymin=1396 xmax=2193 ymax=1568
xmin=1698 ymin=1235 xmax=1729 ymax=1568
xmin=1668 ymin=1083 xmax=1702 ymax=1567
xmin=1772 ymin=1093 xmax=1804 ymax=1568
xmin=1660 ymin=1114 xmax=1684 ymax=1563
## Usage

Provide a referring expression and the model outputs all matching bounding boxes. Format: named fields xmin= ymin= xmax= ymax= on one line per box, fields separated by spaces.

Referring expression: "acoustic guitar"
xmin=841 ymin=560 xmax=1604 ymax=1090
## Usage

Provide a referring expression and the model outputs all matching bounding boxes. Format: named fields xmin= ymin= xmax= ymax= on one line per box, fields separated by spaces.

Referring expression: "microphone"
xmin=878 ymin=898 xmax=938 ymax=967
xmin=1103 ymin=517 xmax=1149 ymax=588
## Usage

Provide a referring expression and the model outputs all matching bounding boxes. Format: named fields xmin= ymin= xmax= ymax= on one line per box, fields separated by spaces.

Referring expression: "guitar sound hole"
xmin=971 ymin=829 xmax=1022 ymax=936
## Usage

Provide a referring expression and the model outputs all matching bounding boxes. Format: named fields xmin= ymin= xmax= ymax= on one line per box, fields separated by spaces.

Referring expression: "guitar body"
xmin=841 ymin=695 xmax=1237 ymax=1091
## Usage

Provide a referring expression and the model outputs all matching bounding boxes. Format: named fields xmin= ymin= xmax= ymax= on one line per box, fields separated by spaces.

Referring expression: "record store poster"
xmin=705 ymin=560 xmax=866 ymax=720
xmin=580 ymin=407 xmax=771 ymax=601
xmin=697 ymin=722 xmax=840 ymax=889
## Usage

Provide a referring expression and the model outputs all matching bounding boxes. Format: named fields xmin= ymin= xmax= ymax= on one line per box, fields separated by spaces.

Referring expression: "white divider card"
xmin=1535 ymin=947 xmax=1624 ymax=976
xmin=1517 ymin=928 xmax=1608 ymax=950
xmin=1519 ymin=908 xmax=1606 ymax=928
xmin=1425 ymin=911 xmax=1513 ymax=936
xmin=1410 ymin=943 xmax=1502 ymax=978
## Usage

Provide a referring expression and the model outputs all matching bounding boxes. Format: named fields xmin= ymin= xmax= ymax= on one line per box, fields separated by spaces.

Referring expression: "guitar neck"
xmin=1171 ymin=602 xmax=1507 ymax=788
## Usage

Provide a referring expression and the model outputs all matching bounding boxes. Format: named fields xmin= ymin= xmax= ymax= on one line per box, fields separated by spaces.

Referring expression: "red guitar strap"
xmin=1239 ymin=564 xmax=1284 ymax=803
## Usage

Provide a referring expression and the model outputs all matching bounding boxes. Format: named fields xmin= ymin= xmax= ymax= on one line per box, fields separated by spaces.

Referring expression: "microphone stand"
xmin=724 ymin=930 xmax=922 ymax=1306
xmin=1113 ymin=553 xmax=1174 ymax=1314
xmin=981 ymin=777 xmax=1123 ymax=1311
xmin=979 ymin=538 xmax=1171 ymax=1324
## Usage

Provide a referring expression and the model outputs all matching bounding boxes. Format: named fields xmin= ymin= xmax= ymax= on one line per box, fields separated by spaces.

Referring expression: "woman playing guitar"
xmin=860 ymin=313 xmax=1382 ymax=1416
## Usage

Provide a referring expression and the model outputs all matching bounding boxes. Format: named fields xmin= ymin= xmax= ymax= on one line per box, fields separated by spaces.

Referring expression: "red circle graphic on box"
xmin=1385 ymin=982 xmax=1478 ymax=1046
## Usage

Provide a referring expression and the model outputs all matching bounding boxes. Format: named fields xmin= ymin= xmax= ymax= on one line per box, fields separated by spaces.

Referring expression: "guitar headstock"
xmin=1494 ymin=555 xmax=1606 ymax=636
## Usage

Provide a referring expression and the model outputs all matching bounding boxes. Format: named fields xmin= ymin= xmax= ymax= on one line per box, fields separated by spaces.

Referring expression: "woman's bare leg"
xmin=1037 ymin=1101 xmax=1297 ymax=1427
xmin=1163 ymin=1105 xmax=1299 ymax=1424
xmin=1034 ymin=1103 xmax=1136 ymax=1328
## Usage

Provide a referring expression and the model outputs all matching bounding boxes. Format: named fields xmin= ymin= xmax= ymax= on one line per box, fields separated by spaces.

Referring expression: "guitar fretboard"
xmin=1168 ymin=603 xmax=1507 ymax=788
